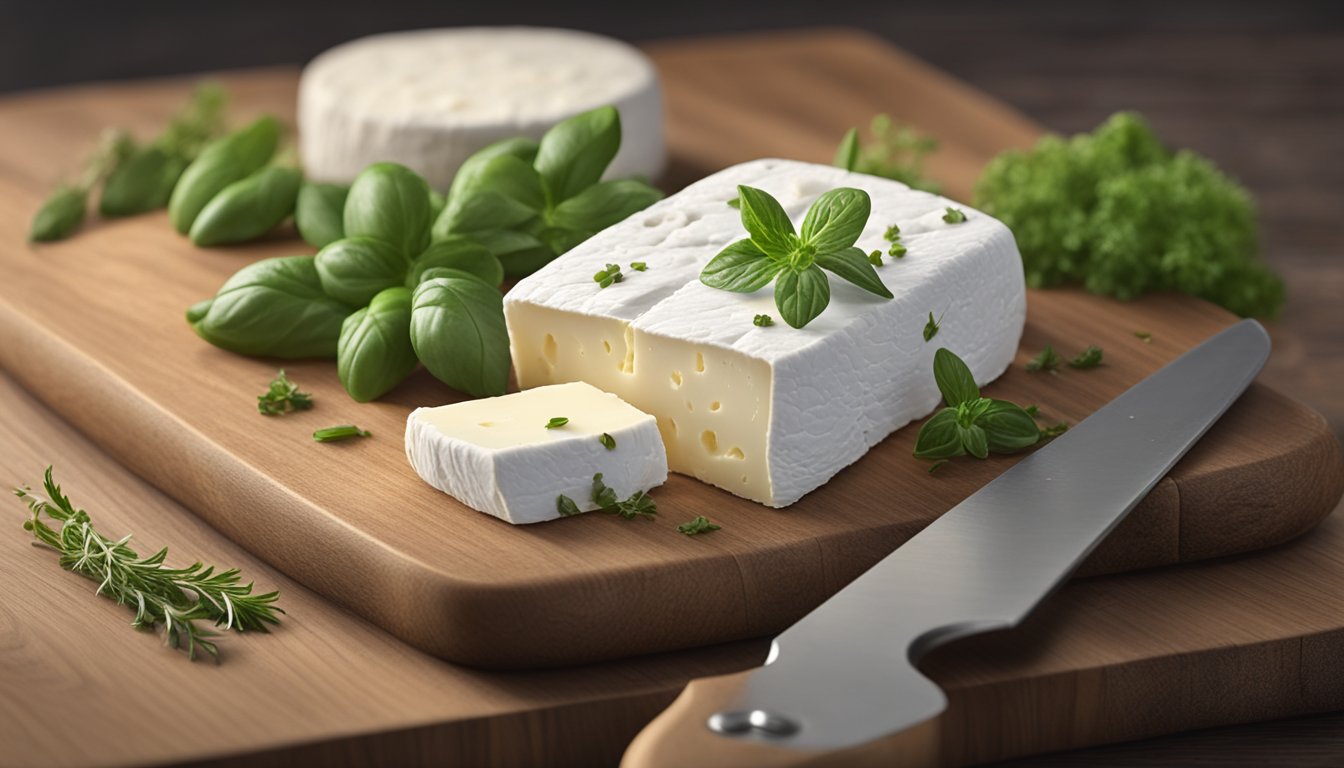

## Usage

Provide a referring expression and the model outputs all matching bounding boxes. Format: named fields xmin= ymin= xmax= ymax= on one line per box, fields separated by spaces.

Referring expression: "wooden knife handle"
xmin=621 ymin=670 xmax=941 ymax=768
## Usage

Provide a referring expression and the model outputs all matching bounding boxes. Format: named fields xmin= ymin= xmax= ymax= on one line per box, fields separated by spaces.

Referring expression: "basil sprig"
xmin=431 ymin=107 xmax=664 ymax=278
xmin=914 ymin=348 xmax=1040 ymax=462
xmin=700 ymin=185 xmax=892 ymax=328
xmin=189 ymin=162 xmax=510 ymax=402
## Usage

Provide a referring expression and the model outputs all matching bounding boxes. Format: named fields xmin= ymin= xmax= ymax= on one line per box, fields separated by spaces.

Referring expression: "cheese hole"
xmin=700 ymin=430 xmax=719 ymax=454
xmin=695 ymin=353 xmax=706 ymax=373
xmin=710 ymin=401 xmax=722 ymax=412
xmin=602 ymin=340 xmax=612 ymax=354
xmin=542 ymin=334 xmax=557 ymax=365
xmin=670 ymin=371 xmax=683 ymax=388
xmin=686 ymin=401 xmax=694 ymax=412
xmin=726 ymin=447 xmax=745 ymax=460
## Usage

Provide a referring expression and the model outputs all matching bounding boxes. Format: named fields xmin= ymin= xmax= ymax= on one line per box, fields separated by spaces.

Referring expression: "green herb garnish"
xmin=833 ymin=115 xmax=939 ymax=191
xmin=589 ymin=473 xmax=657 ymax=520
xmin=257 ymin=369 xmax=314 ymax=416
xmin=13 ymin=467 xmax=282 ymax=661
xmin=677 ymin=516 xmax=721 ymax=535
xmin=753 ymin=314 xmax=775 ymax=327
xmin=868 ymin=250 xmax=884 ymax=266
xmin=914 ymin=348 xmax=1040 ymax=463
xmin=973 ymin=111 xmax=1283 ymax=318
xmin=942 ymin=207 xmax=967 ymax=224
xmin=888 ymin=243 xmax=907 ymax=259
xmin=557 ymin=495 xmax=582 ymax=517
xmin=700 ymin=185 xmax=891 ymax=328
xmin=1040 ymin=422 xmax=1070 ymax=439
xmin=630 ymin=261 xmax=648 ymax=272
xmin=545 ymin=417 xmax=570 ymax=429
xmin=1135 ymin=331 xmax=1153 ymax=343
xmin=1024 ymin=404 xmax=1040 ymax=418
xmin=922 ymin=312 xmax=941 ymax=342
xmin=312 ymin=425 xmax=371 ymax=442
xmin=1025 ymin=345 xmax=1060 ymax=374
xmin=594 ymin=263 xmax=623 ymax=288
xmin=1069 ymin=345 xmax=1104 ymax=369
xmin=599 ymin=432 xmax=616 ymax=450
xmin=884 ymin=224 xmax=901 ymax=242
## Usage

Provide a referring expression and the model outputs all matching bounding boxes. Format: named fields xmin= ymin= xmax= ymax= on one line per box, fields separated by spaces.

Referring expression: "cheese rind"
xmin=405 ymin=382 xmax=668 ymax=524
xmin=505 ymin=159 xmax=1026 ymax=507
xmin=299 ymin=27 xmax=665 ymax=191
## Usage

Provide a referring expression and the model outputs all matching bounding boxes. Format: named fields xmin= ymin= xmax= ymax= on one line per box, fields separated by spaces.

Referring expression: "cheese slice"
xmin=405 ymin=382 xmax=668 ymax=524
xmin=504 ymin=159 xmax=1026 ymax=508
xmin=299 ymin=27 xmax=665 ymax=191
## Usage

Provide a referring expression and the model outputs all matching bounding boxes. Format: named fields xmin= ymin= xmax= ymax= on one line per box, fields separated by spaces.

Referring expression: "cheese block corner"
xmin=504 ymin=158 xmax=1026 ymax=507
xmin=299 ymin=27 xmax=665 ymax=191
xmin=405 ymin=382 xmax=668 ymax=525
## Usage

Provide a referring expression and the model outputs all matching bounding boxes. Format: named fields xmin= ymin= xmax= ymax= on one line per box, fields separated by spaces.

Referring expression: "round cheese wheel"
xmin=298 ymin=27 xmax=665 ymax=191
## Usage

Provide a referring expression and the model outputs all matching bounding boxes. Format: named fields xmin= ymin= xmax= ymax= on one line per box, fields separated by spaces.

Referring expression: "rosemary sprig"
xmin=13 ymin=467 xmax=283 ymax=661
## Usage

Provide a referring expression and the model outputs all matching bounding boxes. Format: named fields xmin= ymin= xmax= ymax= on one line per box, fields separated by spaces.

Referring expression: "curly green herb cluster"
xmin=700 ymin=185 xmax=892 ymax=328
xmin=974 ymin=112 xmax=1283 ymax=318
xmin=833 ymin=115 xmax=940 ymax=192
xmin=189 ymin=161 xmax=511 ymax=402
xmin=556 ymin=473 xmax=658 ymax=520
xmin=430 ymin=106 xmax=664 ymax=278
xmin=13 ymin=467 xmax=282 ymax=661
xmin=914 ymin=348 xmax=1040 ymax=463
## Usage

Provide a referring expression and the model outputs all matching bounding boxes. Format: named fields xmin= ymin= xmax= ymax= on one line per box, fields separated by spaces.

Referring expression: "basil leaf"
xmin=699 ymin=239 xmax=781 ymax=292
xmin=467 ymin=229 xmax=555 ymax=278
xmin=933 ymin=347 xmax=980 ymax=407
xmin=959 ymin=423 xmax=989 ymax=459
xmin=99 ymin=145 xmax=185 ymax=217
xmin=429 ymin=189 xmax=447 ymax=221
xmin=315 ymin=236 xmax=408 ymax=306
xmin=188 ymin=255 xmax=353 ymax=358
xmin=337 ymin=286 xmax=417 ymax=402
xmin=834 ymin=127 xmax=860 ymax=171
xmin=548 ymin=179 xmax=664 ymax=233
xmin=29 ymin=186 xmax=87 ymax=242
xmin=913 ymin=408 xmax=965 ymax=460
xmin=409 ymin=237 xmax=503 ymax=287
xmin=800 ymin=187 xmax=870 ymax=253
xmin=448 ymin=137 xmax=540 ymax=201
xmin=774 ymin=264 xmax=831 ymax=328
xmin=534 ymin=106 xmax=620 ymax=204
xmin=295 ymin=182 xmax=349 ymax=249
xmin=169 ymin=115 xmax=280 ymax=234
xmin=189 ymin=165 xmax=302 ymax=247
xmin=537 ymin=227 xmax=590 ymax=256
xmin=434 ymin=189 xmax=538 ymax=237
xmin=736 ymin=185 xmax=797 ymax=260
xmin=978 ymin=399 xmax=1042 ymax=453
xmin=814 ymin=246 xmax=893 ymax=298
xmin=410 ymin=275 xmax=510 ymax=397
xmin=344 ymin=162 xmax=433 ymax=259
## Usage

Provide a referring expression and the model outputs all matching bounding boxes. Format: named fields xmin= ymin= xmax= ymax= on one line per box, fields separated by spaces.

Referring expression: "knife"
xmin=622 ymin=319 xmax=1271 ymax=768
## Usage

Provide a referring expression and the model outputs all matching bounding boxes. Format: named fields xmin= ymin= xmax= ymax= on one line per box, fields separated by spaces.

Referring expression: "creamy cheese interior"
xmin=511 ymin=309 xmax=775 ymax=500
xmin=415 ymin=381 xmax=649 ymax=450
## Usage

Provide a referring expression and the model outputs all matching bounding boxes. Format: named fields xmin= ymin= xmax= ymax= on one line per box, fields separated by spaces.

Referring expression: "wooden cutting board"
xmin=0 ymin=29 xmax=1339 ymax=672
xmin=4 ymin=364 xmax=1344 ymax=768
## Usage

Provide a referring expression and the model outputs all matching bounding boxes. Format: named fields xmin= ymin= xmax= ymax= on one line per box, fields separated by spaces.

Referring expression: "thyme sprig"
xmin=13 ymin=467 xmax=282 ymax=661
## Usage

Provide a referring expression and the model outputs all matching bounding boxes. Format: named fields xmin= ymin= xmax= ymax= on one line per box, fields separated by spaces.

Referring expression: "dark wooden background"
xmin=3 ymin=1 xmax=1341 ymax=764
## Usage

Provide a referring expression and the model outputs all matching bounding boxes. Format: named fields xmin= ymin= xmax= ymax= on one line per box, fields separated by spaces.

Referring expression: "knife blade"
xmin=623 ymin=319 xmax=1271 ymax=768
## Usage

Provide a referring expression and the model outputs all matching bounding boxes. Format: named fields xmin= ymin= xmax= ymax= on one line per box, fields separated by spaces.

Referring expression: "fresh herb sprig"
xmin=914 ymin=348 xmax=1040 ymax=463
xmin=677 ymin=516 xmax=721 ymax=536
xmin=923 ymin=312 xmax=942 ymax=342
xmin=13 ymin=467 xmax=282 ymax=661
xmin=545 ymin=417 xmax=569 ymax=429
xmin=312 ymin=425 xmax=371 ymax=442
xmin=700 ymin=185 xmax=892 ymax=328
xmin=833 ymin=115 xmax=939 ymax=192
xmin=257 ymin=369 xmax=313 ymax=416
xmin=1025 ymin=345 xmax=1061 ymax=374
xmin=1069 ymin=345 xmax=1105 ymax=369
xmin=556 ymin=473 xmax=658 ymax=520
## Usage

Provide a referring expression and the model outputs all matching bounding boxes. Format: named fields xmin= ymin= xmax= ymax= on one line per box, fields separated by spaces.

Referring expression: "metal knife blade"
xmin=634 ymin=319 xmax=1270 ymax=762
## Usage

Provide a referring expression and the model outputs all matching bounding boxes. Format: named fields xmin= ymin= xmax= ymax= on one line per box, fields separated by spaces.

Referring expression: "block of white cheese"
xmin=405 ymin=382 xmax=668 ymax=524
xmin=299 ymin=27 xmax=665 ymax=191
xmin=504 ymin=159 xmax=1026 ymax=508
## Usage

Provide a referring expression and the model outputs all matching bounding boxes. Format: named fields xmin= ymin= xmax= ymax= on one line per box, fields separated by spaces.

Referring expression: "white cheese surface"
xmin=299 ymin=27 xmax=665 ymax=190
xmin=405 ymin=382 xmax=667 ymax=524
xmin=505 ymin=159 xmax=1026 ymax=507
